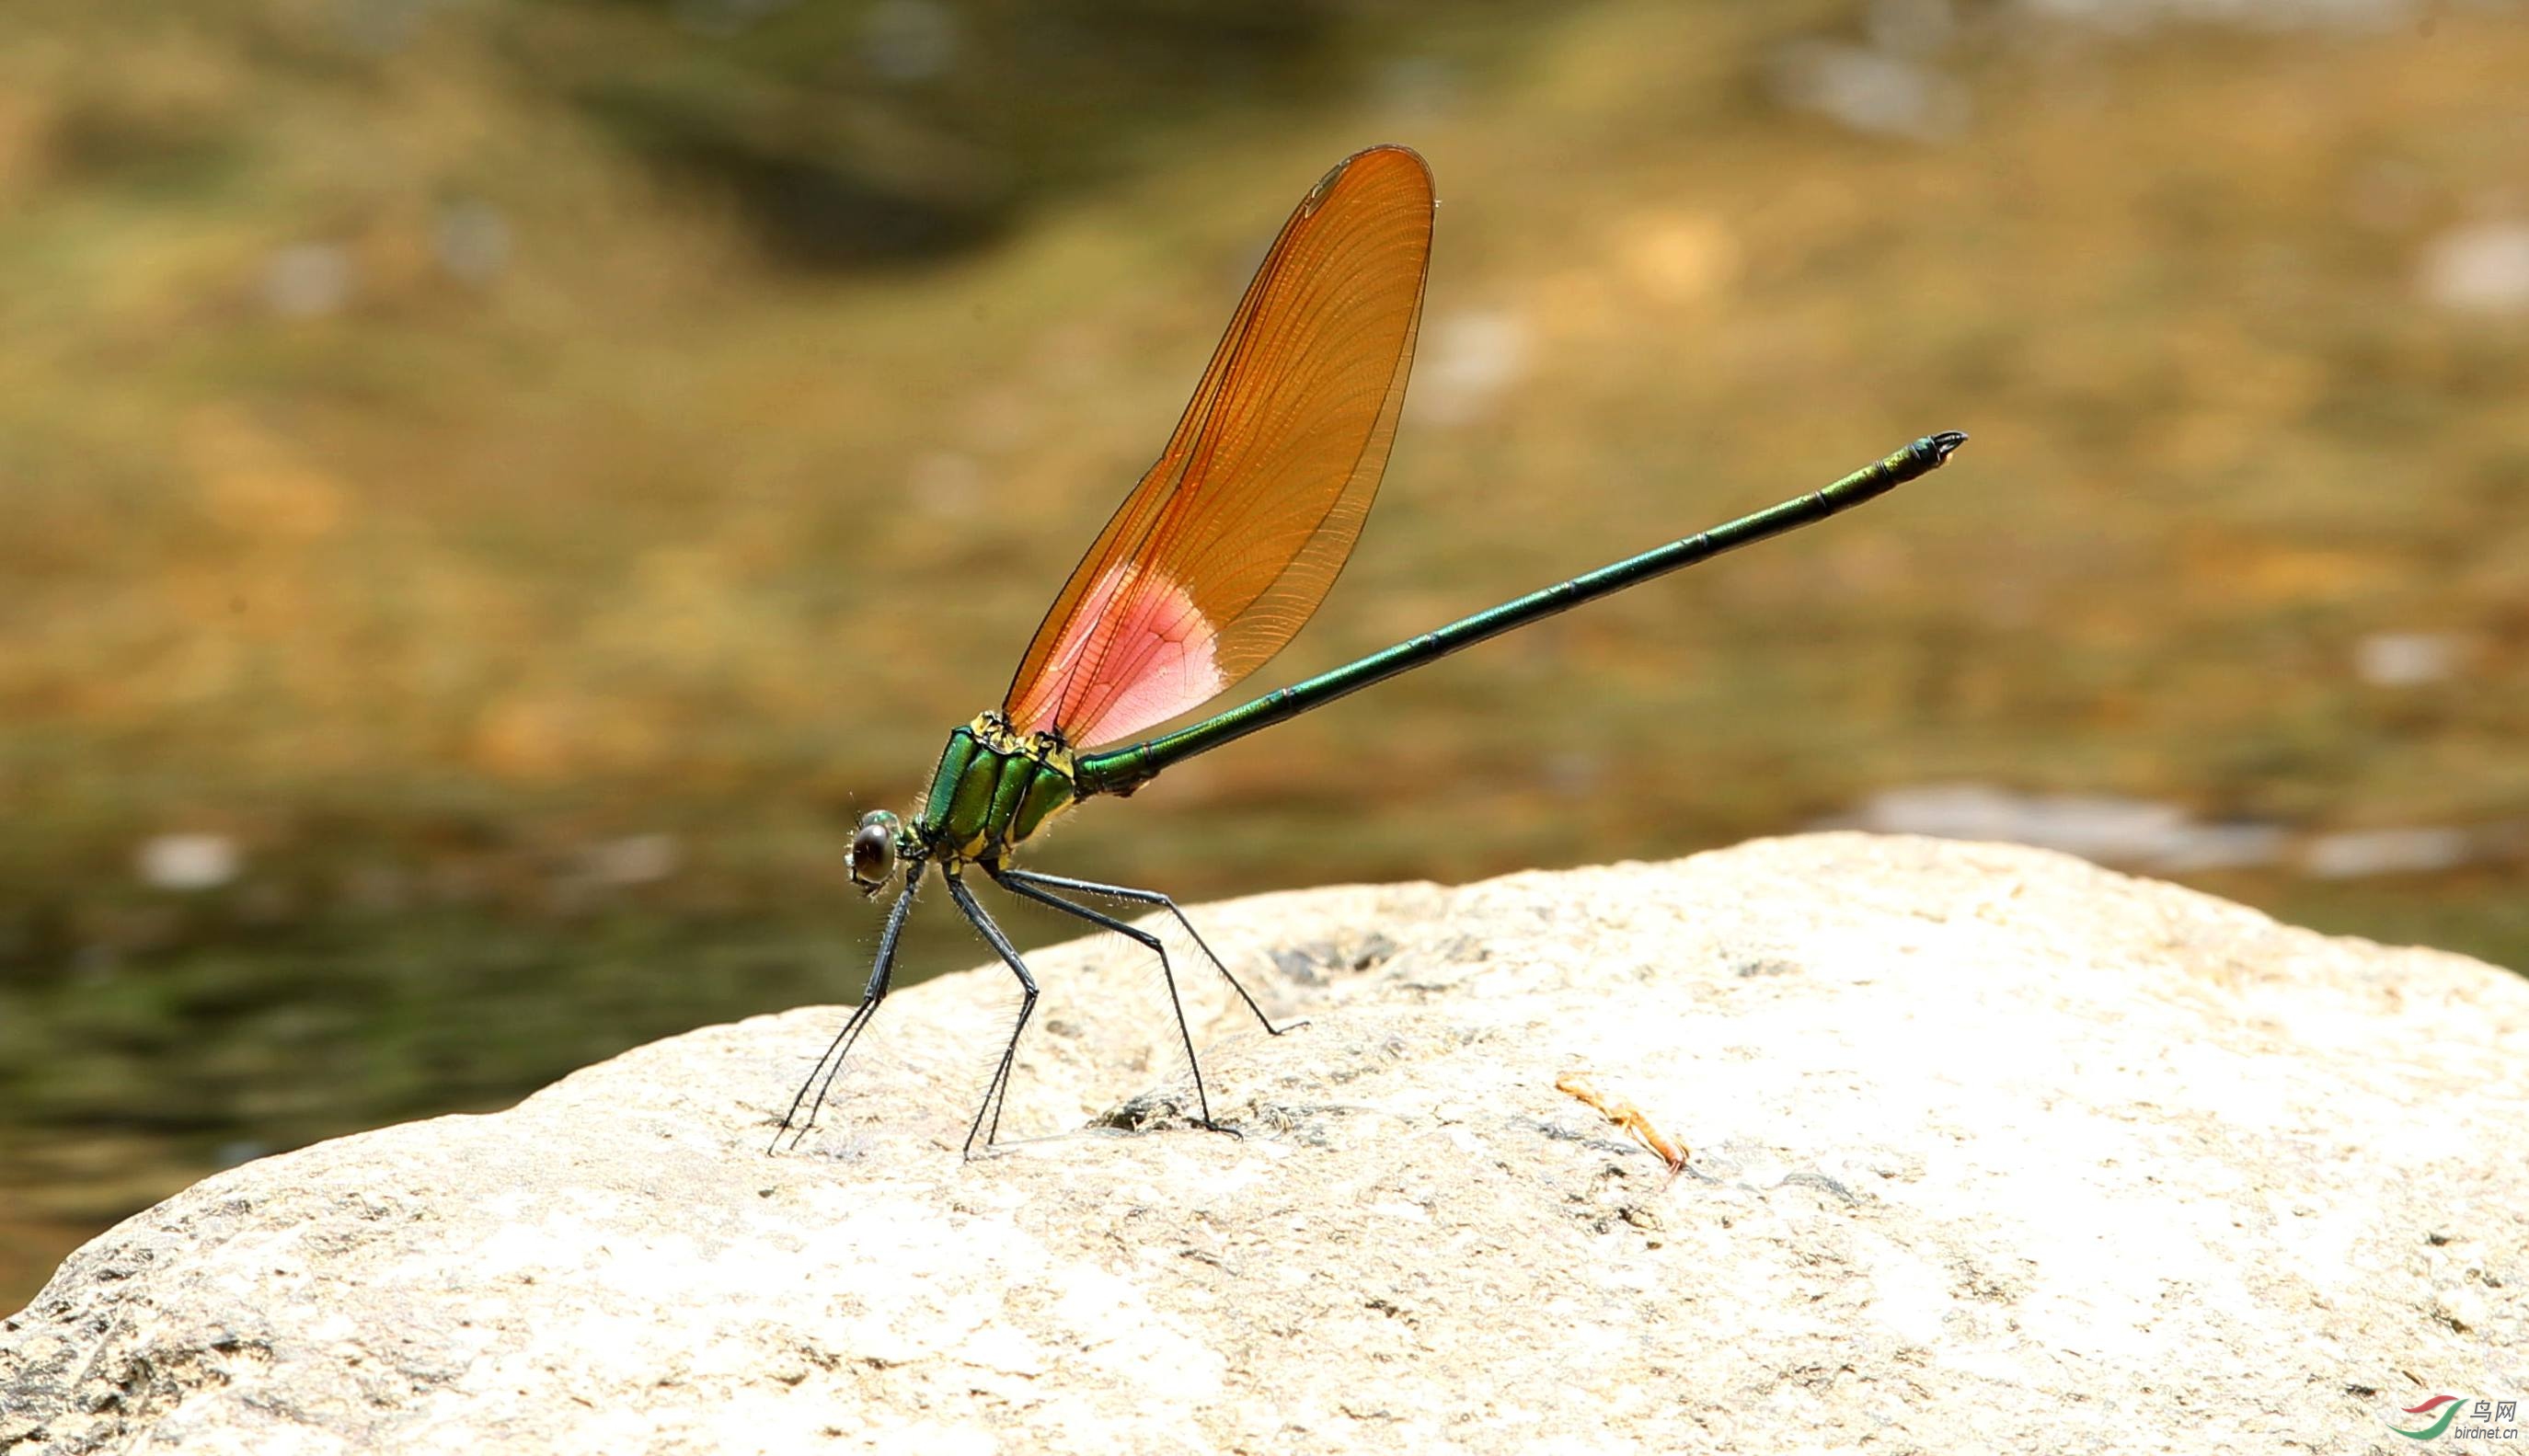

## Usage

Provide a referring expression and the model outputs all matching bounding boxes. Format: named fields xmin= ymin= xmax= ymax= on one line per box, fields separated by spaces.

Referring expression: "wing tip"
xmin=1312 ymin=143 xmax=1436 ymax=212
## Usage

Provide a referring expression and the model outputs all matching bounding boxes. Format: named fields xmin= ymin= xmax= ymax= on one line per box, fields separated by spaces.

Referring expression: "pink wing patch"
xmin=1006 ymin=560 xmax=1226 ymax=749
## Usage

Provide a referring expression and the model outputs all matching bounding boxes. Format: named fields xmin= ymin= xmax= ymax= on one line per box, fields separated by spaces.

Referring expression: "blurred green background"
xmin=5 ymin=0 xmax=2525 ymax=1309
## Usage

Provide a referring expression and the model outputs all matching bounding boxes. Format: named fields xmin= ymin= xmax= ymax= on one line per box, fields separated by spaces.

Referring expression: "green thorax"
xmin=913 ymin=712 xmax=1079 ymax=866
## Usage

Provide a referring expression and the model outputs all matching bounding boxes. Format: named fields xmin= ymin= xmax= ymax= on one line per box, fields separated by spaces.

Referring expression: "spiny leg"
xmin=941 ymin=871 xmax=1039 ymax=1158
xmin=771 ymin=860 xmax=926 ymax=1153
xmin=994 ymin=866 xmax=1298 ymax=1038
xmin=989 ymin=866 xmax=1227 ymax=1136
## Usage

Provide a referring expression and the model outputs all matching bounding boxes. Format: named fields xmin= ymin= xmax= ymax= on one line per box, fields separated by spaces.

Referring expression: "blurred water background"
xmin=4 ymin=0 xmax=2525 ymax=1309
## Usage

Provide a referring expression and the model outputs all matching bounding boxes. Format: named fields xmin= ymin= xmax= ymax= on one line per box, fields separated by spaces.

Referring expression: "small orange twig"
xmin=1555 ymin=1071 xmax=1690 ymax=1174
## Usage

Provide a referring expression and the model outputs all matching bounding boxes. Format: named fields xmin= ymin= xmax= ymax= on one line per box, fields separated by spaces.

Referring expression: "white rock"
xmin=2356 ymin=630 xmax=2464 ymax=687
xmin=1411 ymin=310 xmax=1530 ymax=428
xmin=262 ymin=243 xmax=354 ymax=319
xmin=1831 ymin=782 xmax=2289 ymax=871
xmin=134 ymin=832 xmax=241 ymax=892
xmin=2420 ymin=222 xmax=2529 ymax=316
xmin=582 ymin=832 xmax=681 ymax=887
xmin=2302 ymin=826 xmax=2473 ymax=878
xmin=2018 ymin=0 xmax=2419 ymax=31
xmin=861 ymin=0 xmax=957 ymax=82
xmin=432 ymin=201 xmax=512 ymax=286
xmin=6 ymin=835 xmax=2523 ymax=1453
xmin=1770 ymin=42 xmax=1969 ymax=143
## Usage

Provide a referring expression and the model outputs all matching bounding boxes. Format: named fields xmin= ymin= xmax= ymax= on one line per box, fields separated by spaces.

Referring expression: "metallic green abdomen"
xmin=917 ymin=714 xmax=1077 ymax=863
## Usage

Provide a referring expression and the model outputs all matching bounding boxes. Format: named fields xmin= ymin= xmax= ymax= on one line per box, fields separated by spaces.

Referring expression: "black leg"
xmin=988 ymin=865 xmax=1226 ymax=1136
xmin=993 ymin=866 xmax=1298 ymax=1038
xmin=942 ymin=870 xmax=1038 ymax=1158
xmin=771 ymin=860 xmax=926 ymax=1153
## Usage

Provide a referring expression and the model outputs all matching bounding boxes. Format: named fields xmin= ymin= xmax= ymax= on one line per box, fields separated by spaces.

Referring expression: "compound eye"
xmin=849 ymin=814 xmax=898 ymax=889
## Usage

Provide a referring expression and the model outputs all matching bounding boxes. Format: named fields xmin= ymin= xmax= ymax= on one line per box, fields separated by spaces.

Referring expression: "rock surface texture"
xmin=5 ymin=833 xmax=2524 ymax=1454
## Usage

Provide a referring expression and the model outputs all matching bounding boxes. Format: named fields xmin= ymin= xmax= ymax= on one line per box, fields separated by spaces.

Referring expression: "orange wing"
xmin=1001 ymin=144 xmax=1434 ymax=751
